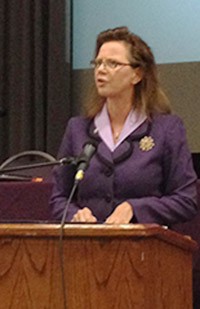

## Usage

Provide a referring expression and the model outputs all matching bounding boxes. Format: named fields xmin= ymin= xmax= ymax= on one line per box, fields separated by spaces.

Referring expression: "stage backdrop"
xmin=0 ymin=0 xmax=72 ymax=163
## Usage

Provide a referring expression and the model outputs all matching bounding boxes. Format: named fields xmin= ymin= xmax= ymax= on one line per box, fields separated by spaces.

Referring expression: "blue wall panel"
xmin=72 ymin=0 xmax=200 ymax=69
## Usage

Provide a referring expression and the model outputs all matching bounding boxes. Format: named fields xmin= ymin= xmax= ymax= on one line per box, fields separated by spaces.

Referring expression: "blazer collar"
xmin=87 ymin=118 xmax=152 ymax=166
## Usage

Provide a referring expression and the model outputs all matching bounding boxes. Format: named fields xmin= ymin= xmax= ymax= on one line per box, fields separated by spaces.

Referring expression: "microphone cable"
xmin=58 ymin=179 xmax=79 ymax=309
xmin=58 ymin=141 xmax=97 ymax=308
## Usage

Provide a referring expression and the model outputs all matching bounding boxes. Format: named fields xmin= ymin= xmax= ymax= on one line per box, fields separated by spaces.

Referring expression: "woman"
xmin=50 ymin=26 xmax=197 ymax=225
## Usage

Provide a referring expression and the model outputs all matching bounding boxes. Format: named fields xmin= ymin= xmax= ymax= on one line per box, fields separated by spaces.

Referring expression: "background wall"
xmin=71 ymin=0 xmax=200 ymax=152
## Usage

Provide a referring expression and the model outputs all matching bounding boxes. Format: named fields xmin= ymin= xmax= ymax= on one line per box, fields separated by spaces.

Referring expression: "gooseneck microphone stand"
xmin=0 ymin=156 xmax=77 ymax=175
xmin=0 ymin=144 xmax=96 ymax=309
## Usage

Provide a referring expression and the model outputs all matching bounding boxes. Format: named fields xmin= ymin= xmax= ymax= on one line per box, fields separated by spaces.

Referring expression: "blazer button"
xmin=105 ymin=194 xmax=112 ymax=203
xmin=104 ymin=167 xmax=113 ymax=177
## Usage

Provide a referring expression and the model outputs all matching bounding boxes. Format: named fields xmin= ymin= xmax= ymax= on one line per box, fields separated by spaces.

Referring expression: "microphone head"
xmin=80 ymin=142 xmax=97 ymax=160
xmin=75 ymin=141 xmax=97 ymax=182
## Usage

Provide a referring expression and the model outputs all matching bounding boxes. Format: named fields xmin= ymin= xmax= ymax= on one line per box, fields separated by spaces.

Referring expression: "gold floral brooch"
xmin=139 ymin=136 xmax=155 ymax=151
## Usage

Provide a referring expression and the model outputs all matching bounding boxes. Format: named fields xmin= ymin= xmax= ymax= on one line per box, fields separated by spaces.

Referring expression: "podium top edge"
xmin=0 ymin=223 xmax=198 ymax=251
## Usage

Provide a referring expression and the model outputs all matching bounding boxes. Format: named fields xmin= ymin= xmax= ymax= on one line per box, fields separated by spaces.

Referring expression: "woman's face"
xmin=94 ymin=41 xmax=141 ymax=100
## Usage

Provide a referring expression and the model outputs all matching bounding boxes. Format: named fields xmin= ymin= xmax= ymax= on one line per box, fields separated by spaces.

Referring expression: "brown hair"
xmin=83 ymin=26 xmax=171 ymax=118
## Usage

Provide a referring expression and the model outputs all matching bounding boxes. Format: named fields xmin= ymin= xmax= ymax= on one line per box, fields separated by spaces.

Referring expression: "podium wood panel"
xmin=0 ymin=224 xmax=197 ymax=309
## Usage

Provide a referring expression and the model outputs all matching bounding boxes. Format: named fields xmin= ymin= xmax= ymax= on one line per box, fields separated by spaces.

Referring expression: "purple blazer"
xmin=50 ymin=113 xmax=197 ymax=225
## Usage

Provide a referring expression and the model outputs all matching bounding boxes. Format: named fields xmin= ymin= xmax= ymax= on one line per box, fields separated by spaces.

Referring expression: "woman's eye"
xmin=109 ymin=60 xmax=118 ymax=68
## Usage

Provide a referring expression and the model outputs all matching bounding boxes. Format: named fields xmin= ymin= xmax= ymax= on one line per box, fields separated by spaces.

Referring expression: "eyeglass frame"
xmin=90 ymin=58 xmax=140 ymax=70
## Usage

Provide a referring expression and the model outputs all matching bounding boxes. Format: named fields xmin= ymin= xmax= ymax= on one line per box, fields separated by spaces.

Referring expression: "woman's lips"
xmin=96 ymin=78 xmax=107 ymax=86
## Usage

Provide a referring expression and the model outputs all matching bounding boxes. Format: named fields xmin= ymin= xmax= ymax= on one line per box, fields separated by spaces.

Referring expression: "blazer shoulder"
xmin=67 ymin=116 xmax=91 ymax=129
xmin=152 ymin=113 xmax=185 ymax=130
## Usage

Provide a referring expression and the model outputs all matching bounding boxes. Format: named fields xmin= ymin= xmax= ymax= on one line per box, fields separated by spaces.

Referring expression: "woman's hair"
xmin=83 ymin=26 xmax=171 ymax=118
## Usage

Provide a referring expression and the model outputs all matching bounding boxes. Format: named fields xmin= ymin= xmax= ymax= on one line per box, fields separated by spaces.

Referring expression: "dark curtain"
xmin=0 ymin=0 xmax=72 ymax=163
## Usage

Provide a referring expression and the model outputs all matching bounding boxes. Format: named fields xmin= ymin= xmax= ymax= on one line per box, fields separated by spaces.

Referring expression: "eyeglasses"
xmin=90 ymin=58 xmax=136 ymax=70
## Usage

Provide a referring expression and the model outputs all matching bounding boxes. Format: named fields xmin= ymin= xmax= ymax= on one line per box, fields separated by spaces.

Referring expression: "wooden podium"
xmin=0 ymin=224 xmax=197 ymax=309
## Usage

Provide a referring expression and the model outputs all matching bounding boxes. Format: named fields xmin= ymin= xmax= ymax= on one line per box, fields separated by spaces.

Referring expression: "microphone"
xmin=74 ymin=142 xmax=97 ymax=182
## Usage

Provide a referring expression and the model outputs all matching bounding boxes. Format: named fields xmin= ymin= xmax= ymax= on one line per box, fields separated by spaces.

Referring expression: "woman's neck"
xmin=106 ymin=97 xmax=133 ymax=143
xmin=107 ymin=98 xmax=133 ymax=125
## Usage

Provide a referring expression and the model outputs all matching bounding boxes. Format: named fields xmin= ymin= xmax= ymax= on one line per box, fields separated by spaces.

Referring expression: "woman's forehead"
xmin=97 ymin=41 xmax=130 ymax=58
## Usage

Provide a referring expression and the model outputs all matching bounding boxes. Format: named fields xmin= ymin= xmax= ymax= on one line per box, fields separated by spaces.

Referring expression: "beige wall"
xmin=158 ymin=62 xmax=200 ymax=152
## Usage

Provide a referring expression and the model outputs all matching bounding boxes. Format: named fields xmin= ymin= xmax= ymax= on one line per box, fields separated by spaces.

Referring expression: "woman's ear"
xmin=131 ymin=68 xmax=143 ymax=85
